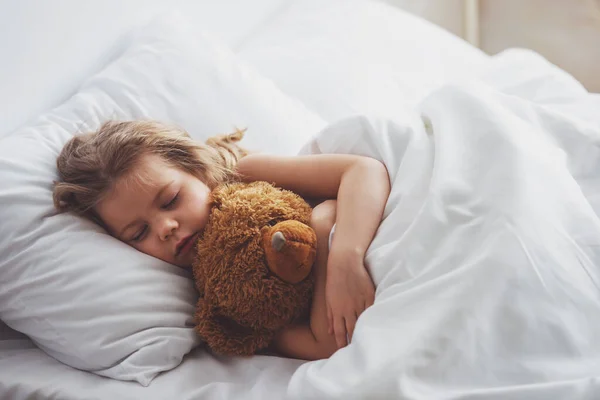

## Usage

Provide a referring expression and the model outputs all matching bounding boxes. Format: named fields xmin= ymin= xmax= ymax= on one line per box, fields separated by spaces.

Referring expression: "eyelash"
xmin=132 ymin=225 xmax=148 ymax=242
xmin=162 ymin=193 xmax=179 ymax=210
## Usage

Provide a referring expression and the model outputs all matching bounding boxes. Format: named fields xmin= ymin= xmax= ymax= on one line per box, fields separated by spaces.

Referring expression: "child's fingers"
xmin=333 ymin=317 xmax=348 ymax=349
xmin=345 ymin=313 xmax=357 ymax=343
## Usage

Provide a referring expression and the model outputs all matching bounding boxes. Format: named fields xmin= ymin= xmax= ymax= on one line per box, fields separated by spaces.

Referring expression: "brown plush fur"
xmin=193 ymin=181 xmax=316 ymax=356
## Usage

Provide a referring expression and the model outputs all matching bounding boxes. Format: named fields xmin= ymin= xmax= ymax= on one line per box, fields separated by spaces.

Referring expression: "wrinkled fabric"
xmin=292 ymin=55 xmax=600 ymax=399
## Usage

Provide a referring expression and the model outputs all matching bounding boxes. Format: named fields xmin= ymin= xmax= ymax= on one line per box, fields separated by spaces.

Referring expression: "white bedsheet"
xmin=2 ymin=49 xmax=600 ymax=400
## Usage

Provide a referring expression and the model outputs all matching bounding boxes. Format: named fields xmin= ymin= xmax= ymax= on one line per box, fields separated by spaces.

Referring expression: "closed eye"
xmin=162 ymin=193 xmax=179 ymax=210
xmin=132 ymin=224 xmax=148 ymax=242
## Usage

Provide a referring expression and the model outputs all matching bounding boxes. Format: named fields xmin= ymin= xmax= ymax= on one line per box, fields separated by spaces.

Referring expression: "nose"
xmin=158 ymin=216 xmax=178 ymax=241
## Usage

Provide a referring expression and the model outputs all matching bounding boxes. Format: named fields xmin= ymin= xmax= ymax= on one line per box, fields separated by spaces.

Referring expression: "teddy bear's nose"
xmin=271 ymin=231 xmax=286 ymax=252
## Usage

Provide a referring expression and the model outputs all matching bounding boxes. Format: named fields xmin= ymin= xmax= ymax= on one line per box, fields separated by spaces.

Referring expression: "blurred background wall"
xmin=383 ymin=0 xmax=600 ymax=92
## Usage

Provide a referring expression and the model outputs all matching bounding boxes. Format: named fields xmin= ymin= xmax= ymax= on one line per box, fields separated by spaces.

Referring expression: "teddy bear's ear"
xmin=208 ymin=183 xmax=240 ymax=209
xmin=208 ymin=186 xmax=225 ymax=209
xmin=195 ymin=306 xmax=274 ymax=356
xmin=192 ymin=262 xmax=206 ymax=296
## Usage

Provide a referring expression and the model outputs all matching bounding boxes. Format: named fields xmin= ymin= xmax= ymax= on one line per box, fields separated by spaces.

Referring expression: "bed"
xmin=2 ymin=1 xmax=600 ymax=399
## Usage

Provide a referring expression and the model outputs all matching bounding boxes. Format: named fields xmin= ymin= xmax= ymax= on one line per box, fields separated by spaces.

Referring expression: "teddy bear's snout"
xmin=262 ymin=220 xmax=317 ymax=284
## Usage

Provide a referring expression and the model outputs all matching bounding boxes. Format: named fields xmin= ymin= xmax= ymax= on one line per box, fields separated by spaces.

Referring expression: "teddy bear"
xmin=192 ymin=181 xmax=317 ymax=356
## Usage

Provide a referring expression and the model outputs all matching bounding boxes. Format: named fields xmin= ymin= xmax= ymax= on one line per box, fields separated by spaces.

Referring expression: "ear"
xmin=195 ymin=304 xmax=274 ymax=356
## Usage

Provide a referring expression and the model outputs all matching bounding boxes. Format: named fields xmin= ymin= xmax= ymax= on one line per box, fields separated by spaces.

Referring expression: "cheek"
xmin=190 ymin=186 xmax=211 ymax=214
xmin=134 ymin=240 xmax=153 ymax=256
xmin=136 ymin=238 xmax=164 ymax=259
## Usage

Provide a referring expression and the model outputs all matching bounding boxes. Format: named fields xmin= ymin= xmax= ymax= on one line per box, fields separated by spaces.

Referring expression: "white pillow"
xmin=0 ymin=0 xmax=291 ymax=139
xmin=0 ymin=12 xmax=324 ymax=386
xmin=239 ymin=0 xmax=491 ymax=122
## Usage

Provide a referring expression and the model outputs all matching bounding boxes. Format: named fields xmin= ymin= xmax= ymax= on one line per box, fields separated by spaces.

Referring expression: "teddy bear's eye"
xmin=267 ymin=219 xmax=278 ymax=227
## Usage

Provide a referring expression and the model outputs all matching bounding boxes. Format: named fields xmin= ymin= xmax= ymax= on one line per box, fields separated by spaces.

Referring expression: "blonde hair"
xmin=53 ymin=120 xmax=247 ymax=218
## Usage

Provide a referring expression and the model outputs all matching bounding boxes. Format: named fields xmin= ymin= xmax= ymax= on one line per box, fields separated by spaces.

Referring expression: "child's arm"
xmin=237 ymin=154 xmax=390 ymax=349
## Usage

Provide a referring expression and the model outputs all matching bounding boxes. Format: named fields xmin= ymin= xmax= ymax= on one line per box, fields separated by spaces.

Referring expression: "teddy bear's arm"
xmin=214 ymin=271 xmax=304 ymax=331
xmin=196 ymin=303 xmax=274 ymax=356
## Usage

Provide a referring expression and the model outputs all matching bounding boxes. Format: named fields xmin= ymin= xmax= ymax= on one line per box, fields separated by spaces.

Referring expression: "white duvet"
xmin=293 ymin=50 xmax=600 ymax=399
xmin=2 ymin=49 xmax=600 ymax=399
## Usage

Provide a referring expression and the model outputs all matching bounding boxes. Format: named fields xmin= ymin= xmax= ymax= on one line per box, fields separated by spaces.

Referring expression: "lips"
xmin=176 ymin=233 xmax=198 ymax=257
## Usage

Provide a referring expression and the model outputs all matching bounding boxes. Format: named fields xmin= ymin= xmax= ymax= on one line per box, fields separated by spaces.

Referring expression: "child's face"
xmin=95 ymin=154 xmax=211 ymax=268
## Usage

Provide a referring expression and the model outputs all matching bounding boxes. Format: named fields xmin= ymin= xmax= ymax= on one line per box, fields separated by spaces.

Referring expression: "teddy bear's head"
xmin=192 ymin=181 xmax=316 ymax=356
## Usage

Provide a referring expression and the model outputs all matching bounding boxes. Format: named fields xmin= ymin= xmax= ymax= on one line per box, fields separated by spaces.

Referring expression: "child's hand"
xmin=326 ymin=249 xmax=375 ymax=349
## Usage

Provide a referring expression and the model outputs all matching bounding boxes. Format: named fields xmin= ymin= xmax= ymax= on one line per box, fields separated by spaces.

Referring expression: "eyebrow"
xmin=118 ymin=180 xmax=174 ymax=239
